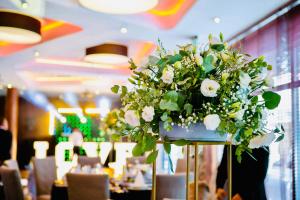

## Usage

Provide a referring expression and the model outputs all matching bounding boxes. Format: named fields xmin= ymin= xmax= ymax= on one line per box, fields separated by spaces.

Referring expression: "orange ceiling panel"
xmin=146 ymin=0 xmax=196 ymax=29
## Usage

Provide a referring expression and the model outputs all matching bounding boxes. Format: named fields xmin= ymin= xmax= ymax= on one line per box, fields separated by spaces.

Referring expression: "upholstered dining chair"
xmin=32 ymin=156 xmax=56 ymax=200
xmin=126 ymin=156 xmax=146 ymax=165
xmin=0 ymin=167 xmax=24 ymax=200
xmin=156 ymin=174 xmax=186 ymax=200
xmin=66 ymin=173 xmax=110 ymax=200
xmin=77 ymin=156 xmax=101 ymax=167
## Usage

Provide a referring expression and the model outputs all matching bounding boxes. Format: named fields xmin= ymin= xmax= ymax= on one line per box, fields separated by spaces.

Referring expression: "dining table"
xmin=51 ymin=182 xmax=152 ymax=200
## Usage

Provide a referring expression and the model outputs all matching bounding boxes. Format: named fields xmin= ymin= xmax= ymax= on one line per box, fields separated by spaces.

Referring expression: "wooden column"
xmin=5 ymin=88 xmax=19 ymax=160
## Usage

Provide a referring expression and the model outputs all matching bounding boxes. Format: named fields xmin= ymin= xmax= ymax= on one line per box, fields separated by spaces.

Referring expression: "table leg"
xmin=152 ymin=148 xmax=157 ymax=200
xmin=186 ymin=145 xmax=190 ymax=200
xmin=227 ymin=144 xmax=232 ymax=200
xmin=194 ymin=143 xmax=199 ymax=200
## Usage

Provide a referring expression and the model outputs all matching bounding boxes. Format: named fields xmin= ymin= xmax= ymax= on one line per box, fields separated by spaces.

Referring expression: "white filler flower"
xmin=142 ymin=106 xmax=155 ymax=122
xmin=248 ymin=132 xmax=276 ymax=149
xmin=239 ymin=72 xmax=251 ymax=88
xmin=200 ymin=79 xmax=220 ymax=97
xmin=203 ymin=114 xmax=221 ymax=130
xmin=161 ymin=66 xmax=174 ymax=84
xmin=125 ymin=110 xmax=140 ymax=127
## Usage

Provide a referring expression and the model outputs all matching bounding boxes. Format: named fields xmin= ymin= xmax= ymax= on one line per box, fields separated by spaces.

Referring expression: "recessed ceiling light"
xmin=22 ymin=2 xmax=29 ymax=9
xmin=34 ymin=51 xmax=40 ymax=57
xmin=78 ymin=0 xmax=158 ymax=14
xmin=213 ymin=17 xmax=221 ymax=24
xmin=84 ymin=43 xmax=128 ymax=65
xmin=0 ymin=10 xmax=42 ymax=44
xmin=120 ymin=27 xmax=127 ymax=34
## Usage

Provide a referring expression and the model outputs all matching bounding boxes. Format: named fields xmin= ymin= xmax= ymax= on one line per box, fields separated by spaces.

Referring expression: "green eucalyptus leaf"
xmin=167 ymin=54 xmax=183 ymax=64
xmin=132 ymin=143 xmax=144 ymax=156
xmin=146 ymin=150 xmax=158 ymax=163
xmin=111 ymin=85 xmax=119 ymax=94
xmin=163 ymin=91 xmax=178 ymax=102
xmin=161 ymin=112 xmax=168 ymax=121
xmin=275 ymin=134 xmax=284 ymax=142
xmin=143 ymin=135 xmax=156 ymax=151
xmin=159 ymin=99 xmax=179 ymax=111
xmin=184 ymin=103 xmax=193 ymax=114
xmin=203 ymin=55 xmax=215 ymax=73
xmin=173 ymin=139 xmax=190 ymax=146
xmin=262 ymin=91 xmax=281 ymax=109
xmin=210 ymin=44 xmax=225 ymax=51
xmin=163 ymin=142 xmax=171 ymax=154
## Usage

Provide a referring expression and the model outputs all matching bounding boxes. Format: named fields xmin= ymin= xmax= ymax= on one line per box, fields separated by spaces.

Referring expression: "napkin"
xmin=133 ymin=170 xmax=146 ymax=187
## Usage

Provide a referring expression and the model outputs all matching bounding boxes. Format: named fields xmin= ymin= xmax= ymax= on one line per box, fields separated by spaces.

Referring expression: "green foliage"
xmin=111 ymin=85 xmax=119 ymax=94
xmin=109 ymin=33 xmax=284 ymax=164
xmin=262 ymin=91 xmax=281 ymax=109
xmin=146 ymin=150 xmax=158 ymax=164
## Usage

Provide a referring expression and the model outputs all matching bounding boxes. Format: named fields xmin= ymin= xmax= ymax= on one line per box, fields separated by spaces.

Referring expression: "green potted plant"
xmin=111 ymin=34 xmax=284 ymax=163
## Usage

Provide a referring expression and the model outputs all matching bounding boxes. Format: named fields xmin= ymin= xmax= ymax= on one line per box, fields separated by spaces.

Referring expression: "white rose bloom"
xmin=200 ymin=79 xmax=220 ymax=97
xmin=125 ymin=110 xmax=140 ymax=127
xmin=264 ymin=74 xmax=274 ymax=87
xmin=161 ymin=66 xmax=174 ymax=84
xmin=142 ymin=106 xmax=155 ymax=122
xmin=248 ymin=132 xmax=276 ymax=149
xmin=203 ymin=114 xmax=221 ymax=130
xmin=239 ymin=72 xmax=251 ymax=88
xmin=195 ymin=54 xmax=203 ymax=66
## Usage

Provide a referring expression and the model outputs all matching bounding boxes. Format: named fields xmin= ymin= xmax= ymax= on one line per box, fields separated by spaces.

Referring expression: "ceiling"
xmin=0 ymin=0 xmax=290 ymax=96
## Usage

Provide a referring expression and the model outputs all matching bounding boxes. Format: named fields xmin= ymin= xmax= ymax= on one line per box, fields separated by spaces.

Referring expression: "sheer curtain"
xmin=234 ymin=4 xmax=300 ymax=200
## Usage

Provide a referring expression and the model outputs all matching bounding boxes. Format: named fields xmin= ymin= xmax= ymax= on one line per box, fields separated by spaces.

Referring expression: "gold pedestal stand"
xmin=152 ymin=141 xmax=232 ymax=200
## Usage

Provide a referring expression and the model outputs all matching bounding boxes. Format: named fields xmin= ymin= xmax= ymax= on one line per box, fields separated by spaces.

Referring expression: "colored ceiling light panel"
xmin=0 ymin=18 xmax=82 ymax=56
xmin=78 ymin=0 xmax=158 ymax=14
xmin=146 ymin=0 xmax=196 ymax=29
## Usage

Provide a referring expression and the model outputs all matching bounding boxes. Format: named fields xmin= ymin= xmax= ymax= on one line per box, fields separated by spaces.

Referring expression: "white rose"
xmin=142 ymin=106 xmax=155 ymax=122
xmin=161 ymin=66 xmax=174 ymax=84
xmin=203 ymin=114 xmax=221 ymax=131
xmin=125 ymin=110 xmax=140 ymax=127
xmin=195 ymin=54 xmax=203 ymax=66
xmin=248 ymin=132 xmax=276 ymax=149
xmin=239 ymin=72 xmax=251 ymax=88
xmin=200 ymin=79 xmax=220 ymax=97
xmin=264 ymin=74 xmax=274 ymax=87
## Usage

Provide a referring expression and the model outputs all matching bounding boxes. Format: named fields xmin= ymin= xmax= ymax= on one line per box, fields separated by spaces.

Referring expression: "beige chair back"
xmin=4 ymin=160 xmax=20 ymax=171
xmin=126 ymin=156 xmax=146 ymax=165
xmin=32 ymin=156 xmax=56 ymax=196
xmin=66 ymin=173 xmax=109 ymax=200
xmin=156 ymin=174 xmax=186 ymax=200
xmin=77 ymin=156 xmax=100 ymax=167
xmin=0 ymin=167 xmax=24 ymax=200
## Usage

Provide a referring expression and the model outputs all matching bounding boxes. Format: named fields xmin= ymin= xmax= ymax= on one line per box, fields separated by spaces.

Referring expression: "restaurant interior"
xmin=0 ymin=0 xmax=299 ymax=200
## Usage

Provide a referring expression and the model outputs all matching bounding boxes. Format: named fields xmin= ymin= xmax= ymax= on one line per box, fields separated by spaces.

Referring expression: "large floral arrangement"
xmin=111 ymin=34 xmax=284 ymax=163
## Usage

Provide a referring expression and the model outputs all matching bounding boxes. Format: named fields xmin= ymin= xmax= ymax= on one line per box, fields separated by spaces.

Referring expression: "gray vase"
xmin=159 ymin=122 xmax=227 ymax=142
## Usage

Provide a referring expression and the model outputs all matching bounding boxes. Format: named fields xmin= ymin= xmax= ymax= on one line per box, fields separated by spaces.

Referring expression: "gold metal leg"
xmin=227 ymin=144 xmax=232 ymax=200
xmin=152 ymin=148 xmax=157 ymax=200
xmin=194 ymin=143 xmax=199 ymax=200
xmin=186 ymin=145 xmax=190 ymax=200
